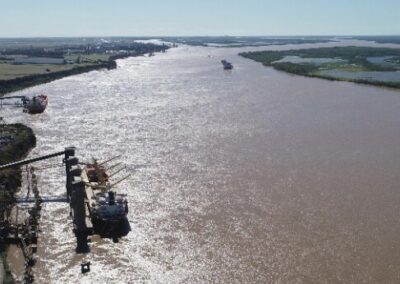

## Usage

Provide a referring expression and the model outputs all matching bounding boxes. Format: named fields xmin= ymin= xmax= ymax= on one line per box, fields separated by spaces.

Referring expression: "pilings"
xmin=0 ymin=147 xmax=94 ymax=253
xmin=0 ymin=166 xmax=41 ymax=283
xmin=0 ymin=147 xmax=80 ymax=282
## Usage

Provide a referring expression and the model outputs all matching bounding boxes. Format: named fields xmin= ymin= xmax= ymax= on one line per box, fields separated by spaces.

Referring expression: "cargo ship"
xmin=221 ymin=60 xmax=233 ymax=70
xmin=83 ymin=161 xmax=130 ymax=240
xmin=24 ymin=95 xmax=48 ymax=114
xmin=0 ymin=94 xmax=48 ymax=114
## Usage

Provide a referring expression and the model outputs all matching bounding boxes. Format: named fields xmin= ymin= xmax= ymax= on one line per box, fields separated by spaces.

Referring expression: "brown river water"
xmin=3 ymin=40 xmax=400 ymax=283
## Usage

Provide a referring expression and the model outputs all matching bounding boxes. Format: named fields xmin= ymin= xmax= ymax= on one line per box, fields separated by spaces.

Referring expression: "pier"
xmin=0 ymin=147 xmax=130 ymax=283
xmin=0 ymin=148 xmax=75 ymax=283
xmin=1 ymin=147 xmax=96 ymax=252
xmin=0 ymin=147 xmax=130 ymax=282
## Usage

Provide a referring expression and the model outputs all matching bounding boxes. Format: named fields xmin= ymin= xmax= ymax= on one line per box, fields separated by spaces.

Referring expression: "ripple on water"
xmin=4 ymin=42 xmax=400 ymax=283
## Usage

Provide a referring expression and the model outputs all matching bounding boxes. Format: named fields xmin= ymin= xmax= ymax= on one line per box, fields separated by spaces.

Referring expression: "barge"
xmin=221 ymin=59 xmax=233 ymax=70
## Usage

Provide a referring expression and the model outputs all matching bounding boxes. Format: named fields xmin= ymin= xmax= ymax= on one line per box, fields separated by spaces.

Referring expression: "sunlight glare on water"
xmin=4 ymin=41 xmax=400 ymax=283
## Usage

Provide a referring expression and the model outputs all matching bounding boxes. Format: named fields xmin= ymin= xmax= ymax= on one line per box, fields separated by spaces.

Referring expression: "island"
xmin=240 ymin=46 xmax=400 ymax=89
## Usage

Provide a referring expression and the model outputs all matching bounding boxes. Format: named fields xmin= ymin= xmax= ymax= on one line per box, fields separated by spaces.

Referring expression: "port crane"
xmin=0 ymin=148 xmax=130 ymax=244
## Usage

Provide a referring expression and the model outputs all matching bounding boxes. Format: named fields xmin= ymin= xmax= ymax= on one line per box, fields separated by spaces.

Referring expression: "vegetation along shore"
xmin=240 ymin=46 xmax=400 ymax=89
xmin=0 ymin=123 xmax=36 ymax=284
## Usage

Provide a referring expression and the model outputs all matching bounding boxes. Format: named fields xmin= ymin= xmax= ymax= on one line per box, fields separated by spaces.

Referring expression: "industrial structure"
xmin=0 ymin=147 xmax=130 ymax=283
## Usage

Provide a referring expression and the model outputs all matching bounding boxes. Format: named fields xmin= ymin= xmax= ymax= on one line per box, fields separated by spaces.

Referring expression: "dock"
xmin=0 ymin=147 xmax=130 ymax=282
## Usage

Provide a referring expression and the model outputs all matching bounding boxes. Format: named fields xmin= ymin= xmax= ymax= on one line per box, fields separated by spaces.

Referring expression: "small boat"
xmin=24 ymin=95 xmax=48 ymax=114
xmin=221 ymin=60 xmax=233 ymax=70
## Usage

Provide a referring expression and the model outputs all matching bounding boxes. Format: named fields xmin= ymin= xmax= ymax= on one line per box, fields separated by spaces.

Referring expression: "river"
xmin=3 ymin=40 xmax=400 ymax=283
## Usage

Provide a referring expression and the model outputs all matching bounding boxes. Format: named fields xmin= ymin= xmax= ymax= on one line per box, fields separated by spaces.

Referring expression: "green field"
xmin=0 ymin=52 xmax=111 ymax=81
xmin=0 ymin=39 xmax=169 ymax=95
xmin=0 ymin=63 xmax=78 ymax=80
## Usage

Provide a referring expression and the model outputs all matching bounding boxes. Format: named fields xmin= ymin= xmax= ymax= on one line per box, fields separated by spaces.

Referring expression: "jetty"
xmin=0 ymin=147 xmax=130 ymax=282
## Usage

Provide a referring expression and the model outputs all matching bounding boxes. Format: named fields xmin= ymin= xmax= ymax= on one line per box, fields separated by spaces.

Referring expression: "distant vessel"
xmin=24 ymin=95 xmax=48 ymax=114
xmin=221 ymin=60 xmax=233 ymax=70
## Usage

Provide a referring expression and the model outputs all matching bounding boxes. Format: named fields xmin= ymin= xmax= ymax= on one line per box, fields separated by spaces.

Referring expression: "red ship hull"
xmin=26 ymin=95 xmax=48 ymax=114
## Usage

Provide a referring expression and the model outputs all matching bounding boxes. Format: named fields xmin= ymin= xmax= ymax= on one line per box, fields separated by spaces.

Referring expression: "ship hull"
xmin=25 ymin=95 xmax=48 ymax=114
xmin=91 ymin=216 xmax=131 ymax=238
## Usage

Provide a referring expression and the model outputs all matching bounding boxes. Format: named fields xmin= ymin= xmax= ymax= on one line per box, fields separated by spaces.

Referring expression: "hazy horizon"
xmin=1 ymin=0 xmax=399 ymax=37
xmin=0 ymin=35 xmax=398 ymax=40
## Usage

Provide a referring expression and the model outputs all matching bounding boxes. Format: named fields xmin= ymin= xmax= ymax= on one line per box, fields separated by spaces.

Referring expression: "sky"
xmin=0 ymin=0 xmax=399 ymax=37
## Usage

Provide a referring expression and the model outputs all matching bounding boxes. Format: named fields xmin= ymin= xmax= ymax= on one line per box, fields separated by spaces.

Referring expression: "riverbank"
xmin=0 ymin=123 xmax=36 ymax=284
xmin=0 ymin=60 xmax=116 ymax=95
xmin=0 ymin=39 xmax=170 ymax=96
xmin=0 ymin=50 xmax=171 ymax=96
xmin=240 ymin=46 xmax=400 ymax=90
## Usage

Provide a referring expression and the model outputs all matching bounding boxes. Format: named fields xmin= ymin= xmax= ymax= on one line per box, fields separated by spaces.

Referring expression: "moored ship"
xmin=24 ymin=95 xmax=48 ymax=114
xmin=90 ymin=189 xmax=129 ymax=238
xmin=0 ymin=94 xmax=48 ymax=114
xmin=83 ymin=160 xmax=130 ymax=241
